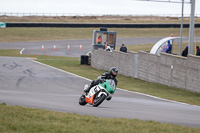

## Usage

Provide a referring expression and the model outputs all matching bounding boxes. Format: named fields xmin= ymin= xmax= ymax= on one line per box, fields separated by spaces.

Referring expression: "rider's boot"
xmin=84 ymin=87 xmax=91 ymax=93
xmin=106 ymin=95 xmax=112 ymax=101
xmin=84 ymin=80 xmax=98 ymax=93
xmin=84 ymin=84 xmax=91 ymax=93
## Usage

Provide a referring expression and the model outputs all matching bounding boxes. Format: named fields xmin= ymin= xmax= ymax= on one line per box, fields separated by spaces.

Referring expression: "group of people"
xmin=166 ymin=40 xmax=200 ymax=57
xmin=181 ymin=45 xmax=200 ymax=57
xmin=98 ymin=34 xmax=200 ymax=57
xmin=97 ymin=35 xmax=128 ymax=53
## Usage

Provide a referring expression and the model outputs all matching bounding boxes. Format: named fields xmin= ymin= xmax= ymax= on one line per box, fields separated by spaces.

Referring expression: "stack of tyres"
xmin=80 ymin=55 xmax=89 ymax=65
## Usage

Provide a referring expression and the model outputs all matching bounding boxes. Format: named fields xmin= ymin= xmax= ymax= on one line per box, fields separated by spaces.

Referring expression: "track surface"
xmin=1 ymin=37 xmax=199 ymax=57
xmin=1 ymin=37 xmax=200 ymax=128
xmin=0 ymin=57 xmax=200 ymax=128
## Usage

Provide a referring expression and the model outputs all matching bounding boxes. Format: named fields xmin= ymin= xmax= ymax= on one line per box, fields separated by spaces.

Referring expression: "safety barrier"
xmin=91 ymin=50 xmax=200 ymax=93
xmin=5 ymin=23 xmax=200 ymax=28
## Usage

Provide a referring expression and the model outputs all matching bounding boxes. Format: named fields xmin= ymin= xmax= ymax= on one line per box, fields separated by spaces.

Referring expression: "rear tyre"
xmin=79 ymin=94 xmax=87 ymax=106
xmin=93 ymin=94 xmax=106 ymax=107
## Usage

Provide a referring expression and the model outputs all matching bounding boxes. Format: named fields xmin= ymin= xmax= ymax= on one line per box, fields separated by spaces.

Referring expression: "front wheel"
xmin=79 ymin=94 xmax=87 ymax=106
xmin=93 ymin=94 xmax=106 ymax=107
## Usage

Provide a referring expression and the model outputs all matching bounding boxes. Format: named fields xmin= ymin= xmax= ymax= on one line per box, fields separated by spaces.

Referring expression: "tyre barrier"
xmin=6 ymin=23 xmax=200 ymax=28
xmin=80 ymin=55 xmax=89 ymax=65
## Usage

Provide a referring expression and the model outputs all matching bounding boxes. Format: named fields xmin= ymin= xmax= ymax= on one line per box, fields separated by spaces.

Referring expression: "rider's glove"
xmin=99 ymin=79 xmax=105 ymax=83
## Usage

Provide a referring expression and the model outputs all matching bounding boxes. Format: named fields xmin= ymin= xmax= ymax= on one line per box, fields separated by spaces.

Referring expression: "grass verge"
xmin=1 ymin=27 xmax=199 ymax=42
xmin=1 ymin=103 xmax=200 ymax=133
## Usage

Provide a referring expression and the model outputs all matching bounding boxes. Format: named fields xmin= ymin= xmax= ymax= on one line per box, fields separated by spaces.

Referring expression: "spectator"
xmin=182 ymin=46 xmax=188 ymax=57
xmin=166 ymin=40 xmax=172 ymax=54
xmin=103 ymin=42 xmax=108 ymax=50
xmin=103 ymin=42 xmax=112 ymax=51
xmin=120 ymin=43 xmax=127 ymax=52
xmin=196 ymin=46 xmax=200 ymax=56
xmin=96 ymin=35 xmax=102 ymax=44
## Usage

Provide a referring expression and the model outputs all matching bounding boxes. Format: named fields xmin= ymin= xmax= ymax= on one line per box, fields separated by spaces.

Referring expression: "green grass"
xmin=1 ymin=27 xmax=199 ymax=42
xmin=1 ymin=103 xmax=200 ymax=133
xmin=116 ymin=43 xmax=154 ymax=52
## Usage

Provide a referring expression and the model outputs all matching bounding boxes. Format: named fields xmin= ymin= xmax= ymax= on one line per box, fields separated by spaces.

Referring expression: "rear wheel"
xmin=79 ymin=94 xmax=87 ymax=105
xmin=93 ymin=94 xmax=106 ymax=107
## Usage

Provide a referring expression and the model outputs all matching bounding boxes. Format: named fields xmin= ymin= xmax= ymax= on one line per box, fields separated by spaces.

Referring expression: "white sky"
xmin=0 ymin=0 xmax=199 ymax=16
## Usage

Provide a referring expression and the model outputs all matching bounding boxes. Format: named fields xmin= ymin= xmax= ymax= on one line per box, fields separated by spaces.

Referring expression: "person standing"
xmin=96 ymin=35 xmax=102 ymax=44
xmin=103 ymin=42 xmax=108 ymax=50
xmin=196 ymin=46 xmax=200 ymax=56
xmin=120 ymin=44 xmax=127 ymax=52
xmin=182 ymin=46 xmax=188 ymax=57
xmin=166 ymin=40 xmax=172 ymax=54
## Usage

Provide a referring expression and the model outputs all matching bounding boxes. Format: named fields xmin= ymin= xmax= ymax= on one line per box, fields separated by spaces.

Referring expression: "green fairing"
xmin=99 ymin=79 xmax=116 ymax=94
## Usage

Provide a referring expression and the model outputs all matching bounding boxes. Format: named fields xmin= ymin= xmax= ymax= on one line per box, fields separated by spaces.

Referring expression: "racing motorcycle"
xmin=78 ymin=79 xmax=116 ymax=107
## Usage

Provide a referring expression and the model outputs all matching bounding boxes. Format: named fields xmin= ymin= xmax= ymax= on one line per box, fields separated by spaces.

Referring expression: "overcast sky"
xmin=0 ymin=0 xmax=199 ymax=16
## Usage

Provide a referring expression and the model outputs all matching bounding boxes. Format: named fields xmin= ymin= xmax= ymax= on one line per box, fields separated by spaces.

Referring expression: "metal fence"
xmin=6 ymin=23 xmax=200 ymax=28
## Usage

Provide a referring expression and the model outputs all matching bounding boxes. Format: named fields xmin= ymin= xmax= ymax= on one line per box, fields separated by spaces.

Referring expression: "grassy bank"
xmin=1 ymin=103 xmax=200 ymax=133
xmin=1 ymin=27 xmax=199 ymax=42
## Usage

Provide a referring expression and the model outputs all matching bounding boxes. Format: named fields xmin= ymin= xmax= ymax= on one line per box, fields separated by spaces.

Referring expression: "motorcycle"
xmin=79 ymin=79 xmax=116 ymax=107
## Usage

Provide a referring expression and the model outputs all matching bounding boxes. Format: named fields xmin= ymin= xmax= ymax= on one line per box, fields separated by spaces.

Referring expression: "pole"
xmin=188 ymin=0 xmax=195 ymax=55
xmin=179 ymin=0 xmax=184 ymax=55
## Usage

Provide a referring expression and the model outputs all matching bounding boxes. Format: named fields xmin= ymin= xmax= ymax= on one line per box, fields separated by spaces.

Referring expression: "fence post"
xmin=134 ymin=54 xmax=138 ymax=78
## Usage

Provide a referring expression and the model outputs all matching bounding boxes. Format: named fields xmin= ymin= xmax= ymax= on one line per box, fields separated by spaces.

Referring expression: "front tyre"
xmin=93 ymin=94 xmax=106 ymax=107
xmin=79 ymin=94 xmax=87 ymax=106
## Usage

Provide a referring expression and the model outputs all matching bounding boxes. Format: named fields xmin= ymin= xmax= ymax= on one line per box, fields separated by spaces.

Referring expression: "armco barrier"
xmin=91 ymin=50 xmax=200 ymax=93
xmin=5 ymin=22 xmax=200 ymax=28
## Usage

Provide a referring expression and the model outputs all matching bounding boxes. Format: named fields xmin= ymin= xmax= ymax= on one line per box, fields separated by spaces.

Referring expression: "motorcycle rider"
xmin=84 ymin=67 xmax=118 ymax=95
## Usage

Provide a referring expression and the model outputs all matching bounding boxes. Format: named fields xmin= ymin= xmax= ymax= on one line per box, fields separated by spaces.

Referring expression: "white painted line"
xmin=30 ymin=59 xmax=199 ymax=107
xmin=20 ymin=48 xmax=25 ymax=55
xmin=116 ymin=88 xmax=200 ymax=107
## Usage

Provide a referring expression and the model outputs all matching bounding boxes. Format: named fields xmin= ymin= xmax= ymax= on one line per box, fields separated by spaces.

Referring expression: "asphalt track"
xmin=0 ymin=37 xmax=164 ymax=57
xmin=0 ymin=37 xmax=200 ymax=128
xmin=0 ymin=57 xmax=200 ymax=128
xmin=1 ymin=37 xmax=199 ymax=57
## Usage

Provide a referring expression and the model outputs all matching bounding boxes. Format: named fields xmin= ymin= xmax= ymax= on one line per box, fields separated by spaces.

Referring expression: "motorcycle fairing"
xmin=85 ymin=86 xmax=102 ymax=104
xmin=85 ymin=95 xmax=95 ymax=104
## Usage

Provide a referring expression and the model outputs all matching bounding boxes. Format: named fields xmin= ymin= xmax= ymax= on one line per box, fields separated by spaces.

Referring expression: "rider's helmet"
xmin=109 ymin=67 xmax=118 ymax=78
